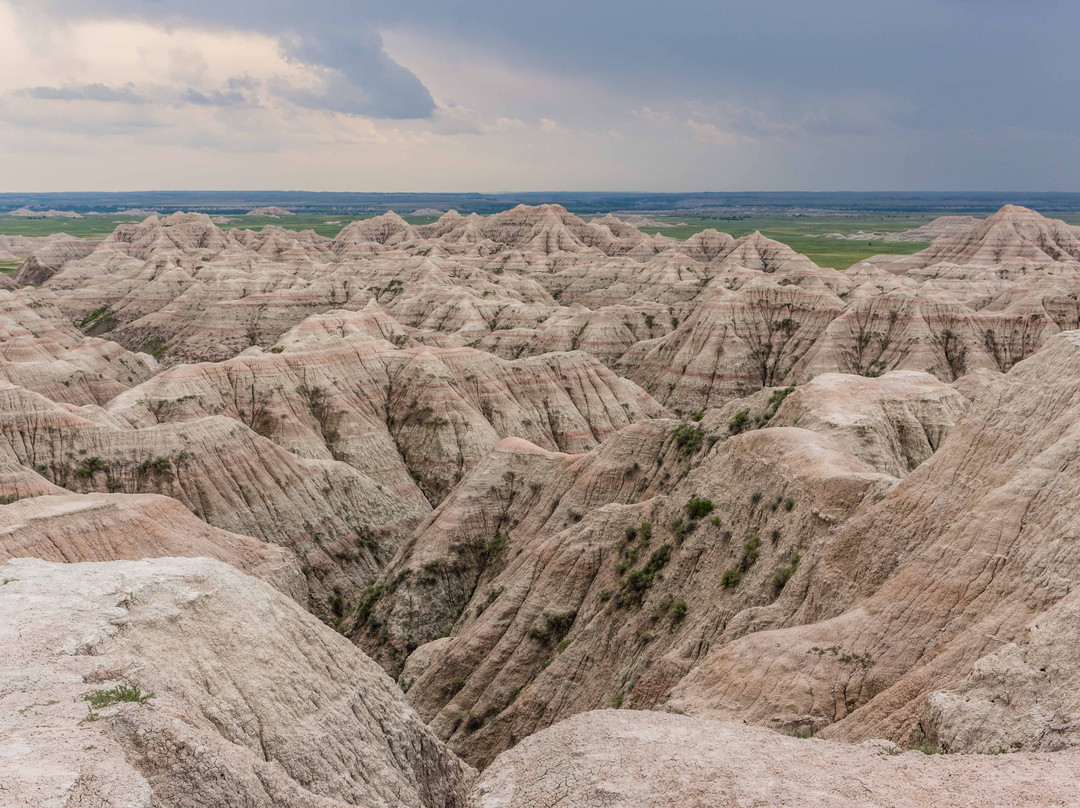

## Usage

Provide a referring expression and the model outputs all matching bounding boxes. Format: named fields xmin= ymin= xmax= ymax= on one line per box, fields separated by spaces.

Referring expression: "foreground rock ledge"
xmin=473 ymin=710 xmax=1080 ymax=808
xmin=0 ymin=557 xmax=473 ymax=808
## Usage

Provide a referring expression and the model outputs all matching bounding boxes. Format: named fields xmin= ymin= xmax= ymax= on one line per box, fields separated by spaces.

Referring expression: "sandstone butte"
xmin=2 ymin=204 xmax=1080 ymax=805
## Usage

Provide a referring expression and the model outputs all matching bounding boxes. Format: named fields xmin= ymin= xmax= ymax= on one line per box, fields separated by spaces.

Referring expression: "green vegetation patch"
xmin=637 ymin=214 xmax=934 ymax=270
xmin=85 ymin=683 xmax=152 ymax=709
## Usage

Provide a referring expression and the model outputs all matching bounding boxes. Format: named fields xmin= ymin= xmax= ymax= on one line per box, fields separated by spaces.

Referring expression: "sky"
xmin=0 ymin=0 xmax=1077 ymax=192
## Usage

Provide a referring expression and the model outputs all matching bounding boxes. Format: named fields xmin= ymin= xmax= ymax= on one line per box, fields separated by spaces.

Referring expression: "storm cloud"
xmin=0 ymin=0 xmax=1076 ymax=191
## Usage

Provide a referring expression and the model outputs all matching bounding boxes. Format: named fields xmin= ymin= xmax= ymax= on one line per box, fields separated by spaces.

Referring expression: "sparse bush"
xmin=486 ymin=532 xmax=508 ymax=558
xmin=741 ymin=535 xmax=762 ymax=571
xmin=355 ymin=584 xmax=384 ymax=623
xmin=620 ymin=544 xmax=672 ymax=604
xmin=729 ymin=409 xmax=750 ymax=435
xmin=140 ymin=456 xmax=171 ymax=474
xmin=421 ymin=560 xmax=442 ymax=584
xmin=75 ymin=456 xmax=108 ymax=477
xmin=685 ymin=496 xmax=715 ymax=520
xmin=354 ymin=527 xmax=379 ymax=552
xmin=85 ymin=684 xmax=151 ymax=709
xmin=721 ymin=568 xmax=741 ymax=588
xmin=528 ymin=611 xmax=577 ymax=644
xmin=670 ymin=599 xmax=688 ymax=625
xmin=766 ymin=386 xmax=795 ymax=413
xmin=673 ymin=422 xmax=704 ymax=455
xmin=771 ymin=552 xmax=800 ymax=594
xmin=651 ymin=593 xmax=673 ymax=620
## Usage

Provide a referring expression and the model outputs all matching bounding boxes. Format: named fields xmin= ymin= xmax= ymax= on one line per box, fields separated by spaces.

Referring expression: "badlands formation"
xmin=3 ymin=203 xmax=1080 ymax=804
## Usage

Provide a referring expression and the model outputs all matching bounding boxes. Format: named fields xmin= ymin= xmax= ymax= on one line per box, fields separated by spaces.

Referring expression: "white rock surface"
xmin=474 ymin=710 xmax=1080 ymax=807
xmin=0 ymin=557 xmax=474 ymax=807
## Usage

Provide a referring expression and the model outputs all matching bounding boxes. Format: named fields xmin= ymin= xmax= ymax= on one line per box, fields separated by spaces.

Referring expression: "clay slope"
xmin=353 ymin=374 xmax=967 ymax=766
xmin=474 ymin=711 xmax=1080 ymax=807
xmin=667 ymin=330 xmax=1080 ymax=753
xmin=0 ymin=557 xmax=473 ymax=807
xmin=0 ymin=289 xmax=156 ymax=405
xmin=0 ymin=381 xmax=415 ymax=620
xmin=825 ymin=215 xmax=980 ymax=243
xmin=106 ymin=308 xmax=666 ymax=503
xmin=766 ymin=370 xmax=969 ymax=477
xmin=626 ymin=208 xmax=1080 ymax=412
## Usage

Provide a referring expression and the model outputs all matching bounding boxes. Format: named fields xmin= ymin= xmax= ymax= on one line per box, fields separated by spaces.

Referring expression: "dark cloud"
xmin=372 ymin=0 xmax=1080 ymax=136
xmin=181 ymin=77 xmax=261 ymax=108
xmin=32 ymin=0 xmax=436 ymax=118
xmin=272 ymin=29 xmax=434 ymax=118
xmin=19 ymin=83 xmax=147 ymax=103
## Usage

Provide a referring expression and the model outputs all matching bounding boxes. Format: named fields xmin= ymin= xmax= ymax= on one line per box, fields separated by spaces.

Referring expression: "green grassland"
xmin=637 ymin=215 xmax=934 ymax=270
xmin=0 ymin=213 xmax=440 ymax=240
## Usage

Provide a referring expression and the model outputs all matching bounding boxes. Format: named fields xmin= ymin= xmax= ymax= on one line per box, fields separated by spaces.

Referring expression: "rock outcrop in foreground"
xmin=474 ymin=711 xmax=1080 ymax=807
xmin=0 ymin=557 xmax=473 ymax=807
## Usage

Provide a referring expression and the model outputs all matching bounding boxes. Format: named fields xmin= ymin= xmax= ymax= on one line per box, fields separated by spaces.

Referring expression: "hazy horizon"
xmin=6 ymin=190 xmax=1080 ymax=219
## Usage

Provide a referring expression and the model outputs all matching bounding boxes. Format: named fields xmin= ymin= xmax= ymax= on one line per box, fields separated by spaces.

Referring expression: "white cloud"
xmin=637 ymin=107 xmax=679 ymax=128
xmin=684 ymin=118 xmax=738 ymax=147
xmin=494 ymin=117 xmax=527 ymax=132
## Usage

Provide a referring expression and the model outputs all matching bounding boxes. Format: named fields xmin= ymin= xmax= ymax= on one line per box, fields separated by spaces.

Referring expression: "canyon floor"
xmin=3 ymin=203 xmax=1080 ymax=805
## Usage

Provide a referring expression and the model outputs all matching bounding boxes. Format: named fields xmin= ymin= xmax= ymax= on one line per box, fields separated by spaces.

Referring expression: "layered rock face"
xmin=666 ymin=330 xmax=1080 ymax=752
xmin=0 ymin=492 xmax=305 ymax=599
xmin=0 ymin=289 xmax=155 ymax=405
xmin=5 ymin=204 xmax=1080 ymax=802
xmin=18 ymin=204 xmax=1080 ymax=415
